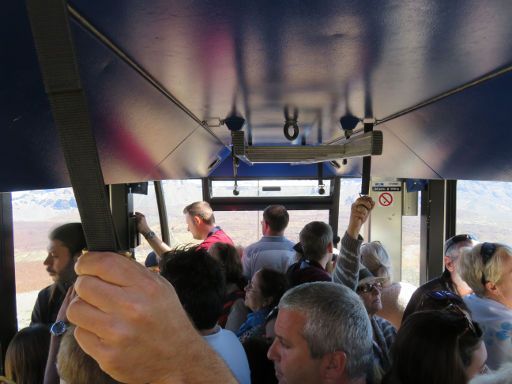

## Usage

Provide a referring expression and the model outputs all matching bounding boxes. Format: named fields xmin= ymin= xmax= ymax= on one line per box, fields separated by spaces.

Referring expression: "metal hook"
xmin=284 ymin=106 xmax=300 ymax=141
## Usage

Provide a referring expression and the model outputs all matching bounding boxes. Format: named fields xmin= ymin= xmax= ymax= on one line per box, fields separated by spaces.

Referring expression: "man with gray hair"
xmin=267 ymin=282 xmax=373 ymax=384
xmin=402 ymin=233 xmax=477 ymax=321
xmin=286 ymin=221 xmax=334 ymax=287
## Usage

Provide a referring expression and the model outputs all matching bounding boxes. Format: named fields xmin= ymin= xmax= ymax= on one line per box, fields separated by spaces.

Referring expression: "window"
xmin=211 ymin=179 xmax=332 ymax=198
xmin=401 ymin=194 xmax=421 ymax=286
xmin=457 ymin=180 xmax=512 ymax=243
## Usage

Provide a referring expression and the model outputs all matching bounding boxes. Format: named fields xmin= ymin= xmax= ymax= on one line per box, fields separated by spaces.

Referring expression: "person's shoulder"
xmin=374 ymin=315 xmax=395 ymax=329
xmin=37 ymin=283 xmax=56 ymax=298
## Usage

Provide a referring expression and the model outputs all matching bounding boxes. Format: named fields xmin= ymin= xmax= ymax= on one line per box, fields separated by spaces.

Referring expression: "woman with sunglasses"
xmin=383 ymin=309 xmax=487 ymax=384
xmin=356 ymin=268 xmax=397 ymax=384
xmin=459 ymin=242 xmax=512 ymax=370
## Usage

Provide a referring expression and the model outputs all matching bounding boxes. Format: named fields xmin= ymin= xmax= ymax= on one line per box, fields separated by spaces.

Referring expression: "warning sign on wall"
xmin=372 ymin=181 xmax=402 ymax=192
xmin=378 ymin=192 xmax=393 ymax=207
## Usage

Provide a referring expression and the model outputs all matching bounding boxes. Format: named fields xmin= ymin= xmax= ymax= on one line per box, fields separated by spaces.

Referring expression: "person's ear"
xmin=321 ymin=351 xmax=347 ymax=382
xmin=444 ymin=256 xmax=456 ymax=272
xmin=485 ymin=280 xmax=499 ymax=295
xmin=193 ymin=215 xmax=202 ymax=226
xmin=327 ymin=242 xmax=334 ymax=254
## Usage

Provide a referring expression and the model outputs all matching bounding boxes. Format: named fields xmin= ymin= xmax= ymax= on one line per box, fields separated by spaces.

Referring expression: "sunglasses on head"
xmin=445 ymin=234 xmax=477 ymax=253
xmin=445 ymin=303 xmax=480 ymax=338
xmin=357 ymin=281 xmax=383 ymax=294
xmin=480 ymin=242 xmax=497 ymax=285
xmin=427 ymin=290 xmax=460 ymax=301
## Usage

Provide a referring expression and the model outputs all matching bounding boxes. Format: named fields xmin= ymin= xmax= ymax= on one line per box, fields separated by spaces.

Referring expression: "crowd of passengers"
xmin=2 ymin=197 xmax=512 ymax=384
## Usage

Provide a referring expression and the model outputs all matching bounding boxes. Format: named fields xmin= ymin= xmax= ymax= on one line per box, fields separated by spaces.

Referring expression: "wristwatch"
xmin=143 ymin=230 xmax=156 ymax=240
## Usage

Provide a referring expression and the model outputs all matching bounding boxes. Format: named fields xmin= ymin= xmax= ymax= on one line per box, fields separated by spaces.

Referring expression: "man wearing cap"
xmin=402 ymin=233 xmax=478 ymax=322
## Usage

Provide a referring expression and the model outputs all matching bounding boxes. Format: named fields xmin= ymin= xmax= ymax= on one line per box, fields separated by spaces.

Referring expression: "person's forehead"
xmin=275 ymin=308 xmax=307 ymax=337
xmin=48 ymin=239 xmax=67 ymax=250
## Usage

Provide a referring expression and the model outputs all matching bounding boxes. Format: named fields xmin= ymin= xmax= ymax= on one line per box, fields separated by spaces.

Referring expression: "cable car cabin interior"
xmin=1 ymin=0 xmax=512 ymax=380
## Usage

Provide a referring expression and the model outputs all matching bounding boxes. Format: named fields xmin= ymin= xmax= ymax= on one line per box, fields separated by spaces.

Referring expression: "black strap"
xmin=361 ymin=122 xmax=374 ymax=195
xmin=26 ymin=0 xmax=119 ymax=251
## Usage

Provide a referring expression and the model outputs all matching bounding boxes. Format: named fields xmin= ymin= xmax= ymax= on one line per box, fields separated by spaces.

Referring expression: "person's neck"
xmin=451 ymin=272 xmax=472 ymax=296
xmin=199 ymin=325 xmax=220 ymax=336
xmin=200 ymin=224 xmax=217 ymax=240
xmin=318 ymin=254 xmax=330 ymax=270
xmin=264 ymin=230 xmax=284 ymax=237
xmin=484 ymin=292 xmax=512 ymax=309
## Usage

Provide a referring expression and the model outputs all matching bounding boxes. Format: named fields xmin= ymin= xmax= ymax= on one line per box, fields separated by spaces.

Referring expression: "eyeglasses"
xmin=445 ymin=304 xmax=479 ymax=337
xmin=480 ymin=242 xmax=497 ymax=284
xmin=266 ymin=306 xmax=279 ymax=322
xmin=445 ymin=234 xmax=477 ymax=253
xmin=357 ymin=282 xmax=383 ymax=294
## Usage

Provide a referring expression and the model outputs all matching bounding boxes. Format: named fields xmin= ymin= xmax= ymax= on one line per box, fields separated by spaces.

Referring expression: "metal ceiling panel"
xmin=0 ymin=0 xmax=69 ymax=192
xmin=69 ymin=0 xmax=512 ymax=144
xmin=380 ymin=70 xmax=512 ymax=182
xmin=70 ymin=19 xmax=227 ymax=184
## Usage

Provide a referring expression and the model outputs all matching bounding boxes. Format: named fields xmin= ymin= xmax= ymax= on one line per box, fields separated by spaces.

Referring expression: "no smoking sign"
xmin=378 ymin=192 xmax=393 ymax=207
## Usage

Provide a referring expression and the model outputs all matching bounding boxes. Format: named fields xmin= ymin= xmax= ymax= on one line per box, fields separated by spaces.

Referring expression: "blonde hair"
xmin=57 ymin=326 xmax=120 ymax=384
xmin=459 ymin=243 xmax=512 ymax=296
xmin=360 ymin=241 xmax=392 ymax=280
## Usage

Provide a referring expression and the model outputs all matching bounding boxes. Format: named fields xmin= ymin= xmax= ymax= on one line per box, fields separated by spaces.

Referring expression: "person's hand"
xmin=134 ymin=212 xmax=151 ymax=234
xmin=67 ymin=252 xmax=234 ymax=384
xmin=347 ymin=196 xmax=375 ymax=239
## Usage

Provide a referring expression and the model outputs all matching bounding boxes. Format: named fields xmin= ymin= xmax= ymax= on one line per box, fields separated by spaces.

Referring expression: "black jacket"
xmin=30 ymin=283 xmax=68 ymax=326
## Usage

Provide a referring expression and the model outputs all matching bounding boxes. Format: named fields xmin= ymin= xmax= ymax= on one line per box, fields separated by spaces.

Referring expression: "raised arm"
xmin=135 ymin=212 xmax=172 ymax=257
xmin=67 ymin=251 xmax=237 ymax=384
xmin=332 ymin=196 xmax=374 ymax=291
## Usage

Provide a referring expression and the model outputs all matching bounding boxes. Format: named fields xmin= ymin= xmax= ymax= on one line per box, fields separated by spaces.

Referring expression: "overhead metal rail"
xmin=232 ymin=130 xmax=383 ymax=165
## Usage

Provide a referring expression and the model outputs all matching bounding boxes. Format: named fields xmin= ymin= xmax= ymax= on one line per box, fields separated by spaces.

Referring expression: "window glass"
xmin=215 ymin=210 xmax=329 ymax=248
xmin=457 ymin=180 xmax=512 ymax=243
xmin=337 ymin=178 xmax=363 ymax=239
xmin=12 ymin=188 xmax=80 ymax=328
xmin=402 ymin=193 xmax=421 ymax=286
xmin=211 ymin=179 xmax=332 ymax=197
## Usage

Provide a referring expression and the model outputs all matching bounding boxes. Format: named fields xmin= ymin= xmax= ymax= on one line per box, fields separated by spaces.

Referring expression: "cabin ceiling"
xmin=1 ymin=0 xmax=512 ymax=192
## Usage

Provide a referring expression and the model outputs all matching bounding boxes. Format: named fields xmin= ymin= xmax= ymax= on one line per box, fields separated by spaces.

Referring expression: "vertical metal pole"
xmin=445 ymin=180 xmax=457 ymax=239
xmin=202 ymin=178 xmax=212 ymax=203
xmin=419 ymin=180 xmax=447 ymax=284
xmin=154 ymin=181 xmax=170 ymax=245
xmin=109 ymin=184 xmax=134 ymax=253
xmin=329 ymin=177 xmax=341 ymax=246
xmin=0 ymin=192 xmax=17 ymax=370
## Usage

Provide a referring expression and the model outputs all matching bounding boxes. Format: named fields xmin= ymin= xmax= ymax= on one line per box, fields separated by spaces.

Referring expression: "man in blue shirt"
xmin=242 ymin=205 xmax=295 ymax=279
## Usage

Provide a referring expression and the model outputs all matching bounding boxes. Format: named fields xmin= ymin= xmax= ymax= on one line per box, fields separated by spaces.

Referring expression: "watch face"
xmin=50 ymin=320 xmax=68 ymax=336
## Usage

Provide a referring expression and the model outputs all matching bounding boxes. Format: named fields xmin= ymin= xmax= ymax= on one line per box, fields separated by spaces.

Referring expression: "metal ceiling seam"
xmin=146 ymin=125 xmax=228 ymax=181
xmin=66 ymin=4 xmax=225 ymax=146
xmin=377 ymin=63 xmax=512 ymax=126
xmin=380 ymin=124 xmax=443 ymax=180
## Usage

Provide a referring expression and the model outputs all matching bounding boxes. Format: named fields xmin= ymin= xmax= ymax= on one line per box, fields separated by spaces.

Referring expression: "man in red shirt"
xmin=182 ymin=201 xmax=233 ymax=250
xmin=136 ymin=201 xmax=233 ymax=256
